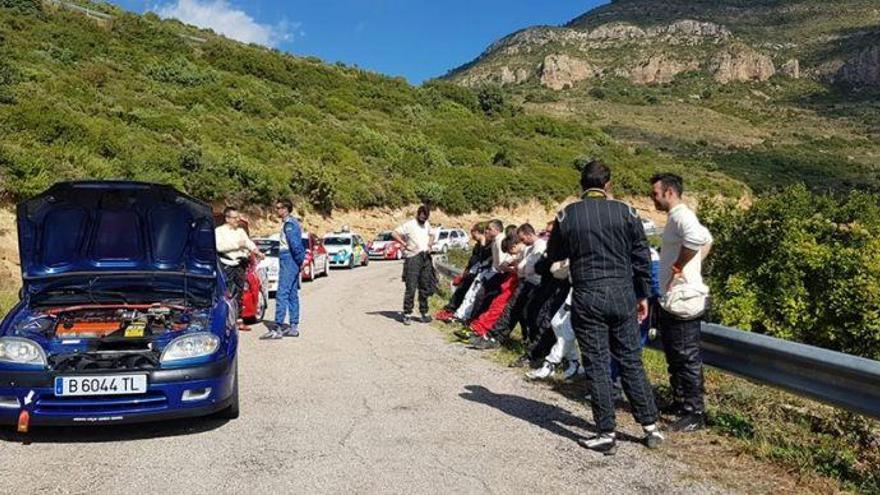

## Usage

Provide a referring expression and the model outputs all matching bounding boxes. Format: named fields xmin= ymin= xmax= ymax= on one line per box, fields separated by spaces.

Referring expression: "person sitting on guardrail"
xmin=650 ymin=173 xmax=713 ymax=433
xmin=517 ymin=221 xmax=570 ymax=367
xmin=452 ymin=219 xmax=506 ymax=324
xmin=435 ymin=223 xmax=490 ymax=322
xmin=481 ymin=223 xmax=547 ymax=354
xmin=527 ymin=261 xmax=585 ymax=380
xmin=468 ymin=233 xmax=522 ymax=348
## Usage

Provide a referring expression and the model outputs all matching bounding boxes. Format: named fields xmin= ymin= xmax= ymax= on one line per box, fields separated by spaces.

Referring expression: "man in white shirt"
xmin=392 ymin=205 xmax=435 ymax=325
xmin=650 ymin=173 xmax=713 ymax=433
xmin=215 ymin=207 xmax=263 ymax=323
xmin=481 ymin=223 xmax=547 ymax=349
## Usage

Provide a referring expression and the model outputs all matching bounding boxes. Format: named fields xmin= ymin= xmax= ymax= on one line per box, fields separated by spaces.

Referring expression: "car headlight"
xmin=160 ymin=332 xmax=220 ymax=363
xmin=0 ymin=337 xmax=47 ymax=367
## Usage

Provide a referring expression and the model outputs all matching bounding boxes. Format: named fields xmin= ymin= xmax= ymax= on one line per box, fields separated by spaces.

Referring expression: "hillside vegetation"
xmin=0 ymin=0 xmax=742 ymax=215
xmin=449 ymin=0 xmax=880 ymax=195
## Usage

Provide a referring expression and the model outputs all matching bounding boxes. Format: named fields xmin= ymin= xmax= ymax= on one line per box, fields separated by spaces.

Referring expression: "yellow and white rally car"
xmin=323 ymin=231 xmax=369 ymax=269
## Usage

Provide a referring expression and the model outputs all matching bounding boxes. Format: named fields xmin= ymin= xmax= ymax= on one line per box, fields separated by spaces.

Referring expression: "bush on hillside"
xmin=702 ymin=185 xmax=880 ymax=359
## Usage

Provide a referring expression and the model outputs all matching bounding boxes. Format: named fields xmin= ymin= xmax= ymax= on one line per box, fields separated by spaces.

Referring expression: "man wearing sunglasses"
xmin=262 ymin=199 xmax=307 ymax=340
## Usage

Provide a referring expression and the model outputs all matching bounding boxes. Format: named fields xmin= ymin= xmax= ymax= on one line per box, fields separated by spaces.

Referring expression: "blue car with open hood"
xmin=0 ymin=181 xmax=238 ymax=429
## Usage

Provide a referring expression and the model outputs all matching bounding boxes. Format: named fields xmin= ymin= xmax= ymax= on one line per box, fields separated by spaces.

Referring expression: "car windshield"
xmin=255 ymin=239 xmax=279 ymax=257
xmin=324 ymin=237 xmax=351 ymax=246
xmin=439 ymin=232 xmax=449 ymax=239
xmin=375 ymin=233 xmax=393 ymax=242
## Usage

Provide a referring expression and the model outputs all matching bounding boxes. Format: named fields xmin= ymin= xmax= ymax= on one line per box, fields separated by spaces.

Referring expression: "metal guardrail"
xmin=44 ymin=0 xmax=207 ymax=43
xmin=434 ymin=261 xmax=880 ymax=420
xmin=47 ymin=0 xmax=113 ymax=20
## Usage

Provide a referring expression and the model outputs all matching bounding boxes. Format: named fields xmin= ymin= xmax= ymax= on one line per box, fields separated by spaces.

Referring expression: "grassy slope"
xmin=0 ymin=1 xmax=742 ymax=217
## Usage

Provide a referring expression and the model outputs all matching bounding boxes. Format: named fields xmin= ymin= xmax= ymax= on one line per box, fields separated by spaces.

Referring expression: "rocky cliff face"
xmin=539 ymin=54 xmax=595 ymax=90
xmin=835 ymin=45 xmax=880 ymax=87
xmin=629 ymin=56 xmax=699 ymax=84
xmin=450 ymin=19 xmax=788 ymax=90
xmin=710 ymin=46 xmax=776 ymax=83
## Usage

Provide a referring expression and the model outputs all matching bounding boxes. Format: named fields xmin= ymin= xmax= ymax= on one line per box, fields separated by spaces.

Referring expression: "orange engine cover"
xmin=57 ymin=321 xmax=122 ymax=338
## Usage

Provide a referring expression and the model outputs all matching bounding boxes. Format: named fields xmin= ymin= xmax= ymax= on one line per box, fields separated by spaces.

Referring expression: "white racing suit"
xmin=545 ymin=289 xmax=580 ymax=364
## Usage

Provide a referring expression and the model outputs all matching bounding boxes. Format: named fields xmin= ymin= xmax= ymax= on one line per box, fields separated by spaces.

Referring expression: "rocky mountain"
xmin=448 ymin=0 xmax=880 ymax=90
xmin=444 ymin=1 xmax=880 ymax=197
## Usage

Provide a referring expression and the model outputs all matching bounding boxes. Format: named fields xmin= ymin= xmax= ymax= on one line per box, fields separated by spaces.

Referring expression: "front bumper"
xmin=0 ymin=357 xmax=236 ymax=426
xmin=369 ymin=250 xmax=397 ymax=260
xmin=329 ymin=253 xmax=351 ymax=266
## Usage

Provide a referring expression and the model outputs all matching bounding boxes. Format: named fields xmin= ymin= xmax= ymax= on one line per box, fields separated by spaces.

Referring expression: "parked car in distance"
xmin=368 ymin=231 xmax=404 ymax=260
xmin=641 ymin=218 xmax=659 ymax=236
xmin=255 ymin=232 xmax=329 ymax=291
xmin=323 ymin=232 xmax=369 ymax=269
xmin=432 ymin=228 xmax=470 ymax=254
xmin=0 ymin=181 xmax=239 ymax=428
xmin=300 ymin=232 xmax=330 ymax=281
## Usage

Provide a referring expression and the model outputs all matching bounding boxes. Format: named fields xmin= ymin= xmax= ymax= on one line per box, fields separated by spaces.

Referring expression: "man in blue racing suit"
xmin=262 ymin=199 xmax=307 ymax=340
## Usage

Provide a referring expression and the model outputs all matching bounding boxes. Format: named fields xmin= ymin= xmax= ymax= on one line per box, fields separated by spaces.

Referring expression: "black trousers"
xmin=489 ymin=281 xmax=537 ymax=343
xmin=221 ymin=260 xmax=246 ymax=302
xmin=403 ymin=253 xmax=433 ymax=315
xmin=571 ymin=285 xmax=658 ymax=433
xmin=445 ymin=272 xmax=476 ymax=312
xmin=528 ymin=282 xmax=570 ymax=361
xmin=658 ymin=308 xmax=705 ymax=413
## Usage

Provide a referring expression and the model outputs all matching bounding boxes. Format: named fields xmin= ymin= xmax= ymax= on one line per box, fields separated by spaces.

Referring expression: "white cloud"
xmin=155 ymin=0 xmax=295 ymax=47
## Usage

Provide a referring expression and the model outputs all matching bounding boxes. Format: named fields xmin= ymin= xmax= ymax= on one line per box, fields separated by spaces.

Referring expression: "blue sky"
xmin=110 ymin=0 xmax=607 ymax=83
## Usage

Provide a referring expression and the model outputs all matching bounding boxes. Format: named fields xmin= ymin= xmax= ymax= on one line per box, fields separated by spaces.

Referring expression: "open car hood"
xmin=17 ymin=181 xmax=218 ymax=296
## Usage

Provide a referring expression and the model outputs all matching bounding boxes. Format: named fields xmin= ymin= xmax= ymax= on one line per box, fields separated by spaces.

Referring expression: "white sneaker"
xmin=526 ymin=361 xmax=556 ymax=380
xmin=643 ymin=423 xmax=665 ymax=449
xmin=562 ymin=360 xmax=582 ymax=380
xmin=584 ymin=432 xmax=618 ymax=455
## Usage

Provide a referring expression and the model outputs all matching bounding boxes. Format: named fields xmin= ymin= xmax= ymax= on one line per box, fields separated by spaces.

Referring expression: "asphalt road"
xmin=0 ymin=261 xmax=728 ymax=494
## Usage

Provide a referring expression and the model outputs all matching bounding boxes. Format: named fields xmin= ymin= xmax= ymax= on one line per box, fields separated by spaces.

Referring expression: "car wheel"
xmin=257 ymin=292 xmax=266 ymax=321
xmin=216 ymin=362 xmax=239 ymax=420
xmin=348 ymin=255 xmax=355 ymax=269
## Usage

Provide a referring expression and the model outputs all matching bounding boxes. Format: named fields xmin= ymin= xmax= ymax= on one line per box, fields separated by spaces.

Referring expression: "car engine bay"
xmin=13 ymin=305 xmax=208 ymax=372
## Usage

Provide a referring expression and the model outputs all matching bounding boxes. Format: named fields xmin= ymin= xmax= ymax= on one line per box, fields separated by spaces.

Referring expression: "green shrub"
xmin=703 ymin=186 xmax=880 ymax=358
xmin=146 ymin=57 xmax=216 ymax=86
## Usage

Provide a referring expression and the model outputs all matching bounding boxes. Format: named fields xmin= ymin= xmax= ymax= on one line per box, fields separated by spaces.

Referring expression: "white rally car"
xmin=431 ymin=227 xmax=470 ymax=254
xmin=255 ymin=232 xmax=329 ymax=293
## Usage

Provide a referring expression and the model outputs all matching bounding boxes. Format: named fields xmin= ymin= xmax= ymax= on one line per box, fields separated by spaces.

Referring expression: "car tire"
xmin=363 ymin=253 xmax=369 ymax=267
xmin=257 ymin=291 xmax=266 ymax=321
xmin=216 ymin=362 xmax=239 ymax=420
xmin=348 ymin=254 xmax=355 ymax=269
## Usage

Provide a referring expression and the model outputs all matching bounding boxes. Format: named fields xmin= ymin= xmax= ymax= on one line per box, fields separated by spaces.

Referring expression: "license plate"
xmin=54 ymin=375 xmax=148 ymax=397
